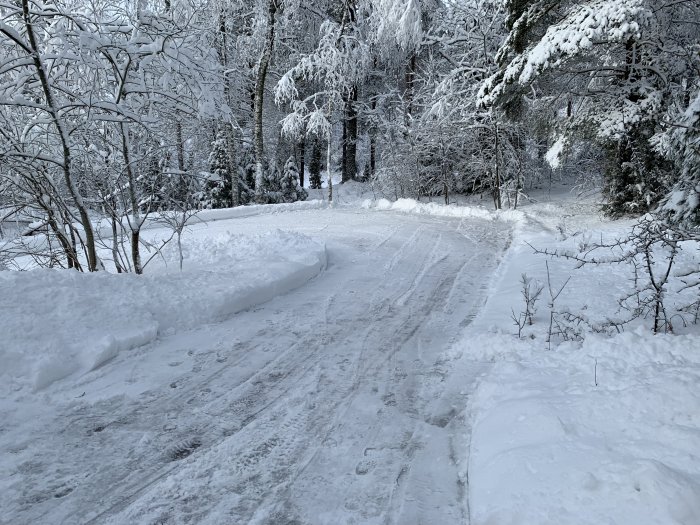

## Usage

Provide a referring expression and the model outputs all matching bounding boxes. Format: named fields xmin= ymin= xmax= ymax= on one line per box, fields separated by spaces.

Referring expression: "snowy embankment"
xmin=185 ymin=199 xmax=328 ymax=223
xmin=455 ymin=200 xmax=700 ymax=525
xmin=362 ymin=196 xmax=524 ymax=222
xmin=1 ymin=230 xmax=326 ymax=394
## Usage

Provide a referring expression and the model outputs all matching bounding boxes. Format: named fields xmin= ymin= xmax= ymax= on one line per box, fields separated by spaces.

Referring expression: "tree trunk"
xmin=131 ymin=229 xmax=142 ymax=275
xmin=175 ymin=120 xmax=185 ymax=173
xmin=219 ymin=10 xmax=240 ymax=207
xmin=120 ymin=123 xmax=143 ymax=274
xmin=111 ymin=214 xmax=124 ymax=273
xmin=47 ymin=214 xmax=80 ymax=271
xmin=343 ymin=86 xmax=358 ymax=182
xmin=493 ymin=121 xmax=502 ymax=210
xmin=369 ymin=96 xmax=377 ymax=181
xmin=299 ymin=136 xmax=306 ymax=189
xmin=227 ymin=125 xmax=240 ymax=206
xmin=327 ymin=136 xmax=333 ymax=202
xmin=342 ymin=113 xmax=348 ymax=182
xmin=254 ymin=0 xmax=277 ymax=202
xmin=405 ymin=53 xmax=417 ymax=122
xmin=177 ymin=231 xmax=184 ymax=271
xmin=175 ymin=118 xmax=189 ymax=205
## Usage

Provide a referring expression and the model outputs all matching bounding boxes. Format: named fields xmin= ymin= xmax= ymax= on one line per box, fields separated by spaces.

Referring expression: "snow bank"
xmin=456 ymin=195 xmax=700 ymax=525
xmin=361 ymin=197 xmax=524 ymax=222
xmin=188 ymin=199 xmax=328 ymax=223
xmin=0 ymin=230 xmax=326 ymax=393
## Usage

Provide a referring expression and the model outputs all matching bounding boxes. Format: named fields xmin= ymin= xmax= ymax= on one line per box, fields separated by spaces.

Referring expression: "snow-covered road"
xmin=2 ymin=208 xmax=512 ymax=525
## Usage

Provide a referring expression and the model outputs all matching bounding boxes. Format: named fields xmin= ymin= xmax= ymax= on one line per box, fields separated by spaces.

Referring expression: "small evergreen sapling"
xmin=262 ymin=164 xmax=282 ymax=203
xmin=280 ymin=156 xmax=308 ymax=203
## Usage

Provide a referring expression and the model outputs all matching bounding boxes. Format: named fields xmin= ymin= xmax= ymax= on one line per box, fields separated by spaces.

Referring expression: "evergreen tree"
xmin=261 ymin=162 xmax=283 ymax=203
xmin=280 ymin=156 xmax=309 ymax=202
xmin=139 ymin=153 xmax=167 ymax=213
xmin=239 ymin=143 xmax=257 ymax=194
xmin=603 ymin=122 xmax=672 ymax=218
xmin=202 ymin=131 xmax=233 ymax=209
xmin=479 ymin=0 xmax=698 ymax=217
xmin=656 ymin=92 xmax=700 ymax=226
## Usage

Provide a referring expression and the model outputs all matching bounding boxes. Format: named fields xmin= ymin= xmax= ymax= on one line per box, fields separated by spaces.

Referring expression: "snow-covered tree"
xmin=202 ymin=132 xmax=233 ymax=209
xmin=655 ymin=92 xmax=700 ymax=226
xmin=280 ymin=156 xmax=309 ymax=202
xmin=480 ymin=0 xmax=700 ymax=216
xmin=276 ymin=2 xmax=371 ymax=199
xmin=0 ymin=0 xmax=226 ymax=272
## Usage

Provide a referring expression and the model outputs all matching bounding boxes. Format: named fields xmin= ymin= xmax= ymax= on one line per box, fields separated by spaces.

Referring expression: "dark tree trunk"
xmin=131 ymin=229 xmax=142 ymax=275
xmin=254 ymin=0 xmax=277 ymax=202
xmin=405 ymin=53 xmax=417 ymax=121
xmin=176 ymin=121 xmax=185 ymax=173
xmin=342 ymin=86 xmax=358 ymax=182
xmin=342 ymin=113 xmax=348 ymax=182
xmin=369 ymin=95 xmax=377 ymax=181
xmin=47 ymin=215 xmax=81 ymax=271
xmin=493 ymin=121 xmax=502 ymax=210
xmin=111 ymin=213 xmax=123 ymax=273
xmin=299 ymin=136 xmax=306 ymax=188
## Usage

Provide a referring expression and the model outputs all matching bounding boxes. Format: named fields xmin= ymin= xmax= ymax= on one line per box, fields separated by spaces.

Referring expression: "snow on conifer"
xmin=201 ymin=131 xmax=233 ymax=209
xmin=656 ymin=92 xmax=700 ymax=226
xmin=280 ymin=156 xmax=308 ymax=203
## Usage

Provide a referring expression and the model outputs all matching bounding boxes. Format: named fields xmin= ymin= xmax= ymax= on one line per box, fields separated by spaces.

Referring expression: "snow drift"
xmin=362 ymin=197 xmax=524 ymax=222
xmin=0 ymin=230 xmax=326 ymax=393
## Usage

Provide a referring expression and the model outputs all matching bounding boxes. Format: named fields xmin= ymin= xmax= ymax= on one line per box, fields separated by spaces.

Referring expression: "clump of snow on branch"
xmin=275 ymin=19 xmax=368 ymax=140
xmin=374 ymin=0 xmax=424 ymax=53
xmin=545 ymin=137 xmax=566 ymax=169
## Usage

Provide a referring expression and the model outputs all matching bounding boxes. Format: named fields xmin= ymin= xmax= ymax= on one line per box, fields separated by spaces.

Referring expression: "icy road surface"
xmin=2 ymin=208 xmax=511 ymax=525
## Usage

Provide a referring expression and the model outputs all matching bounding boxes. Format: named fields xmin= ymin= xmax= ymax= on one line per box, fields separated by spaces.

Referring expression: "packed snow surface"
xmin=1 ymin=205 xmax=511 ymax=524
xmin=2 ymin=189 xmax=699 ymax=525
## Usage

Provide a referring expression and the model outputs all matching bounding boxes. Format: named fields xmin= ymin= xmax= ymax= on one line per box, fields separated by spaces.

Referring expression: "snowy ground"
xmin=1 ymin=202 xmax=512 ymax=524
xmin=2 ymin=185 xmax=699 ymax=525
xmin=457 ymin=196 xmax=700 ymax=525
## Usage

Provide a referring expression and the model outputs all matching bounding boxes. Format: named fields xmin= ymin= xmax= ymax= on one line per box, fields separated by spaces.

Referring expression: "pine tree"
xmin=657 ymin=93 xmax=700 ymax=226
xmin=479 ymin=0 xmax=696 ymax=217
xmin=280 ymin=156 xmax=309 ymax=202
xmin=202 ymin=131 xmax=233 ymax=209
xmin=261 ymin=163 xmax=282 ymax=203
xmin=603 ymin=122 xmax=672 ymax=217
xmin=139 ymin=153 xmax=167 ymax=212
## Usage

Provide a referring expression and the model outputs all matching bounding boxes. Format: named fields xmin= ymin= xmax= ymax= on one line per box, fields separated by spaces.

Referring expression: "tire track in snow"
xmin=4 ymin=209 xmax=513 ymax=525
